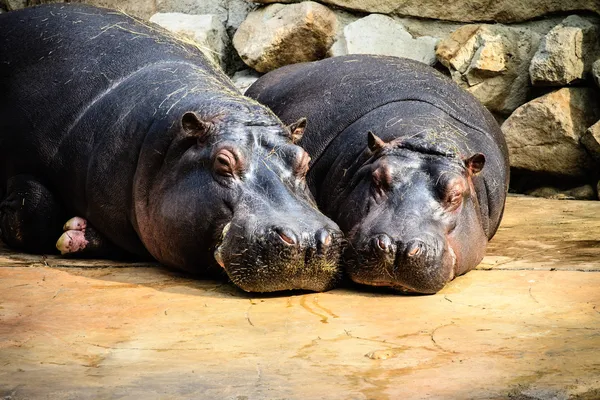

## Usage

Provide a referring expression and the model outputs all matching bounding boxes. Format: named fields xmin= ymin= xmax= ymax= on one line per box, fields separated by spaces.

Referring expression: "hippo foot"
xmin=56 ymin=230 xmax=89 ymax=255
xmin=56 ymin=217 xmax=89 ymax=255
xmin=63 ymin=216 xmax=87 ymax=231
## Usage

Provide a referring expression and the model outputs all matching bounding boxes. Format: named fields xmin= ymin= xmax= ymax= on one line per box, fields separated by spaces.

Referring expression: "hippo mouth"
xmin=346 ymin=239 xmax=458 ymax=294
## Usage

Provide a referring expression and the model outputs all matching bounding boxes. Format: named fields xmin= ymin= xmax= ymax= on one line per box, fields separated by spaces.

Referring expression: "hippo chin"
xmin=247 ymin=55 xmax=509 ymax=294
xmin=0 ymin=4 xmax=343 ymax=293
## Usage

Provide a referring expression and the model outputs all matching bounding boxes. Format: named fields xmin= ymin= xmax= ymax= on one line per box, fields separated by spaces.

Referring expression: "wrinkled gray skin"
xmin=0 ymin=4 xmax=344 ymax=292
xmin=247 ymin=55 xmax=509 ymax=294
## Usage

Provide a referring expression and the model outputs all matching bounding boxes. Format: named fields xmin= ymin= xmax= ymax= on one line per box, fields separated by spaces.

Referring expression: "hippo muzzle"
xmin=215 ymin=212 xmax=344 ymax=292
xmin=347 ymin=231 xmax=456 ymax=294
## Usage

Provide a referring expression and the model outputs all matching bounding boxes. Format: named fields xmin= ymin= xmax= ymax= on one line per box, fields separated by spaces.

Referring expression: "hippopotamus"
xmin=246 ymin=55 xmax=509 ymax=294
xmin=0 ymin=4 xmax=344 ymax=293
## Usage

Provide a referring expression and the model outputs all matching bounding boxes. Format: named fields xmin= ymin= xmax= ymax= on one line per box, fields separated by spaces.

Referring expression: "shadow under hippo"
xmin=0 ymin=4 xmax=345 ymax=293
xmin=247 ymin=54 xmax=510 ymax=294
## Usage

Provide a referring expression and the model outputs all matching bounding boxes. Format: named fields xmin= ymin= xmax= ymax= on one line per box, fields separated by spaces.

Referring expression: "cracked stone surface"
xmin=1 ymin=195 xmax=599 ymax=399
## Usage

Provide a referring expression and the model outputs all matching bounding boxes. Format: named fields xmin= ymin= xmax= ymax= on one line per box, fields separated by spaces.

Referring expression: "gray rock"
xmin=327 ymin=8 xmax=360 ymax=59
xmin=149 ymin=13 xmax=229 ymax=71
xmin=226 ymin=0 xmax=257 ymax=35
xmin=80 ymin=0 xmax=157 ymax=19
xmin=232 ymin=69 xmax=261 ymax=94
xmin=233 ymin=1 xmax=337 ymax=73
xmin=1 ymin=0 xmax=26 ymax=10
xmin=592 ymin=59 xmax=600 ymax=88
xmin=501 ymin=87 xmax=600 ymax=178
xmin=436 ymin=24 xmax=541 ymax=115
xmin=156 ymin=0 xmax=255 ymax=35
xmin=581 ymin=120 xmax=600 ymax=162
xmin=529 ymin=15 xmax=600 ymax=86
xmin=249 ymin=0 xmax=600 ymax=24
xmin=526 ymin=185 xmax=597 ymax=200
xmin=335 ymin=14 xmax=439 ymax=66
xmin=156 ymin=0 xmax=228 ymax=22
xmin=566 ymin=185 xmax=597 ymax=200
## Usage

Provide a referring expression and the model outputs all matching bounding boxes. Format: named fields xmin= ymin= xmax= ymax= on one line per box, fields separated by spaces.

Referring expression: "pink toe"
xmin=63 ymin=217 xmax=87 ymax=232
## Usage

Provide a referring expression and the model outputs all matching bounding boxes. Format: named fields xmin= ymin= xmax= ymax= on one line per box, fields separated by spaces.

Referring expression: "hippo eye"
xmin=294 ymin=149 xmax=311 ymax=179
xmin=445 ymin=189 xmax=463 ymax=211
xmin=371 ymin=164 xmax=391 ymax=199
xmin=213 ymin=149 xmax=238 ymax=178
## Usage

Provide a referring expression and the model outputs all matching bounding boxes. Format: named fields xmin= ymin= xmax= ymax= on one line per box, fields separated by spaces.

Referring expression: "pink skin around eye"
xmin=214 ymin=148 xmax=239 ymax=177
xmin=445 ymin=179 xmax=467 ymax=210
xmin=295 ymin=150 xmax=311 ymax=178
xmin=372 ymin=162 xmax=392 ymax=190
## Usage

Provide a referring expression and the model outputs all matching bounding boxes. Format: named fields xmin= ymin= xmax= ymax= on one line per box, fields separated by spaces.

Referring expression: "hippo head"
xmin=132 ymin=103 xmax=343 ymax=292
xmin=337 ymin=132 xmax=488 ymax=294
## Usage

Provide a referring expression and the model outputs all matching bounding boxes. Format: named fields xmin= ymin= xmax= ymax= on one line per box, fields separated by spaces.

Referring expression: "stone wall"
xmin=2 ymin=0 xmax=600 ymax=199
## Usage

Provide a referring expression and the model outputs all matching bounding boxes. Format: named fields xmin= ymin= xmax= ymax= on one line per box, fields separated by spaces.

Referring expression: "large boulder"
xmin=149 ymin=13 xmax=229 ymax=71
xmin=529 ymin=15 xmax=600 ymax=86
xmin=332 ymin=14 xmax=438 ymax=66
xmin=581 ymin=120 xmax=600 ymax=163
xmin=501 ymin=87 xmax=600 ymax=178
xmin=249 ymin=0 xmax=600 ymax=24
xmin=233 ymin=1 xmax=337 ymax=73
xmin=436 ymin=24 xmax=541 ymax=115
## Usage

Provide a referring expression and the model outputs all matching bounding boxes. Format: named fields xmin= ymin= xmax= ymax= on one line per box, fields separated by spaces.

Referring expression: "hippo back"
xmin=246 ymin=55 xmax=509 ymax=238
xmin=0 ymin=3 xmax=234 ymax=145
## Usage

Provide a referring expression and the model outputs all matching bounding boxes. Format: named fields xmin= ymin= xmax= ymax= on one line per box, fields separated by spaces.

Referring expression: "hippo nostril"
xmin=315 ymin=229 xmax=333 ymax=255
xmin=373 ymin=234 xmax=392 ymax=253
xmin=316 ymin=228 xmax=332 ymax=250
xmin=406 ymin=241 xmax=422 ymax=257
xmin=275 ymin=227 xmax=297 ymax=246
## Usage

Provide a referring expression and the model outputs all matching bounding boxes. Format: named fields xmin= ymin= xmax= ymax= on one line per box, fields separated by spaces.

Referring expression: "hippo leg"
xmin=56 ymin=217 xmax=125 ymax=258
xmin=0 ymin=175 xmax=67 ymax=253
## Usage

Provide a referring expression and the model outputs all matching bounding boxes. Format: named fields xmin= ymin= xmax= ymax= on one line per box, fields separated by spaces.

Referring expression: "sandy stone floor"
xmin=1 ymin=195 xmax=599 ymax=399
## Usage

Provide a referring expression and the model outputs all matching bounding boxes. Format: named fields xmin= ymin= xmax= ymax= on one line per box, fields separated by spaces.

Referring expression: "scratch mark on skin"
xmin=165 ymin=88 xmax=189 ymax=115
xmin=158 ymin=86 xmax=188 ymax=110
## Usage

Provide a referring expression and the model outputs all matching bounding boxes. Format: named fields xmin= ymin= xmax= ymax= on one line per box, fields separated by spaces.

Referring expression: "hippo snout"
xmin=220 ymin=220 xmax=344 ymax=293
xmin=273 ymin=226 xmax=333 ymax=255
xmin=370 ymin=235 xmax=432 ymax=265
xmin=350 ymin=234 xmax=456 ymax=294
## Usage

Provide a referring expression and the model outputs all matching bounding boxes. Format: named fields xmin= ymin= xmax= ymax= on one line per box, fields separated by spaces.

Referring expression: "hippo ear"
xmin=287 ymin=117 xmax=307 ymax=144
xmin=181 ymin=111 xmax=212 ymax=139
xmin=464 ymin=153 xmax=486 ymax=175
xmin=367 ymin=131 xmax=386 ymax=153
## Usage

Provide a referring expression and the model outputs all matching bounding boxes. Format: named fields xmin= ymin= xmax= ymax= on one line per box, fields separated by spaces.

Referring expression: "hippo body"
xmin=247 ymin=55 xmax=509 ymax=293
xmin=0 ymin=4 xmax=344 ymax=292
